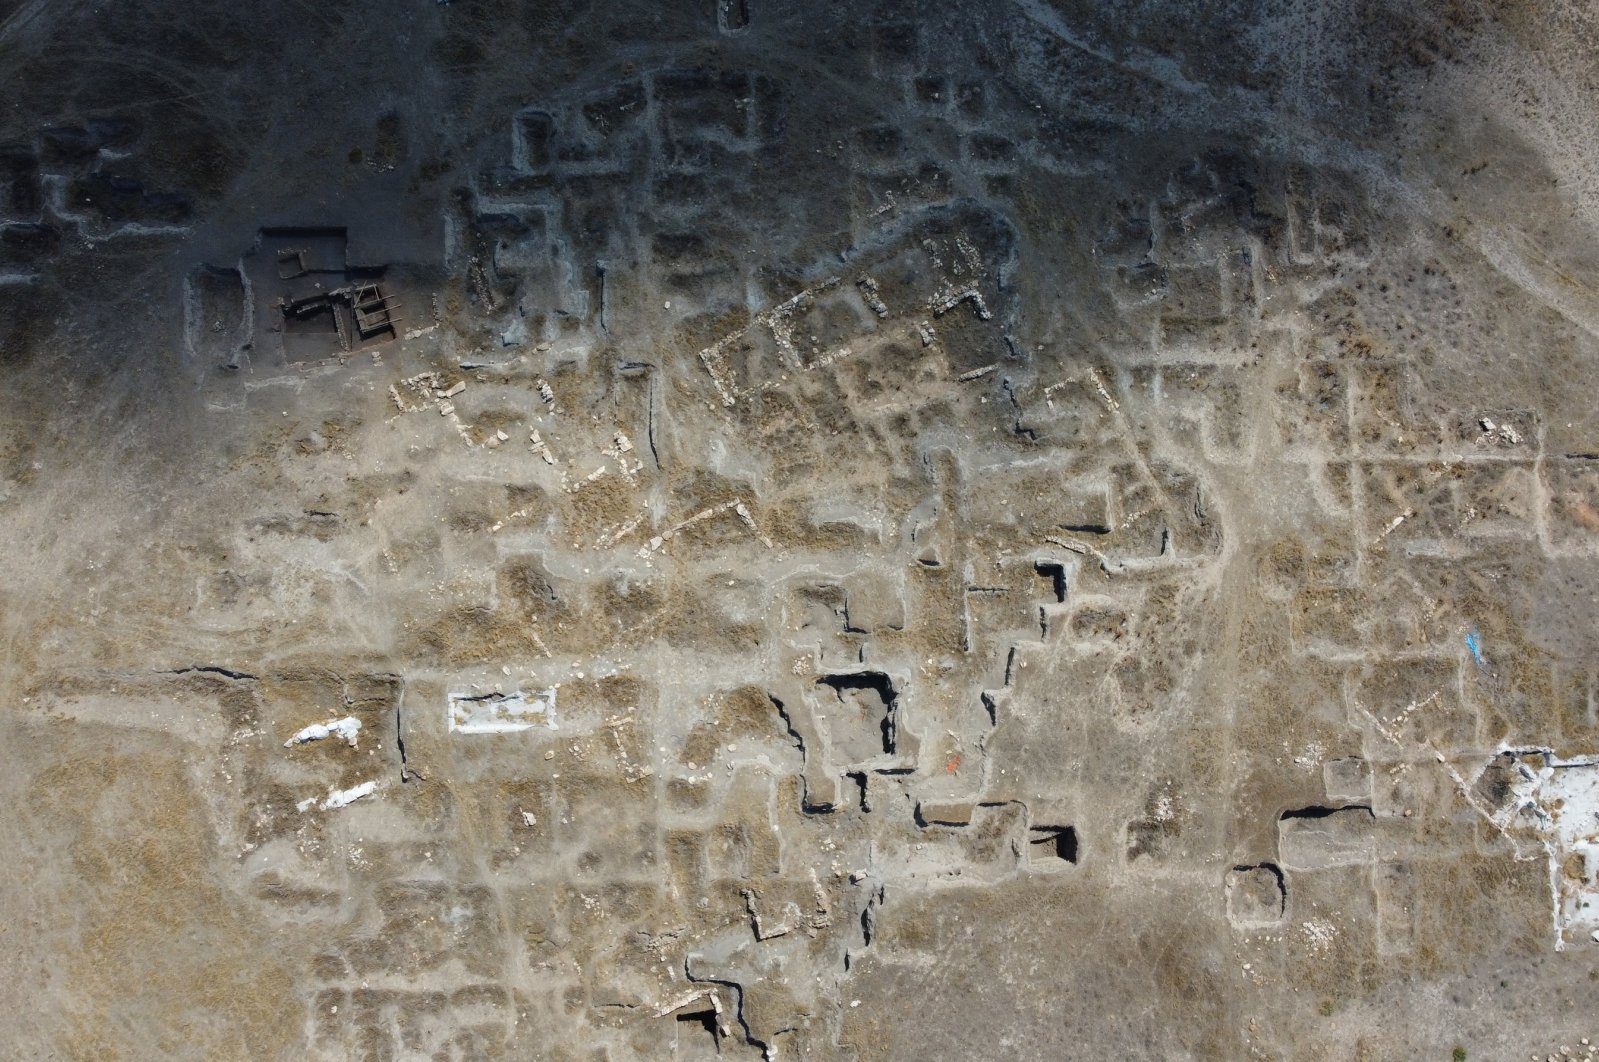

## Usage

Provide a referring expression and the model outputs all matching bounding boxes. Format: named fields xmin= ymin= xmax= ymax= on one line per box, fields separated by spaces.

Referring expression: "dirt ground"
xmin=4 ymin=0 xmax=1599 ymax=1058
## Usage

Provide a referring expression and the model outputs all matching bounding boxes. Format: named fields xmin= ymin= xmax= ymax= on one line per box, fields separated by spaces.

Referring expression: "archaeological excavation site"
xmin=6 ymin=1 xmax=1599 ymax=1058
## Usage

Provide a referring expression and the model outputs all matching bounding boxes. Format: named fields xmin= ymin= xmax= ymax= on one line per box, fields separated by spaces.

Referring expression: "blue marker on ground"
xmin=1465 ymin=629 xmax=1485 ymax=668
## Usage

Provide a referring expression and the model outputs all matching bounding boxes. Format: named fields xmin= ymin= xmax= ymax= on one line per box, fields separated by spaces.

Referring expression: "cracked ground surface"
xmin=5 ymin=0 xmax=1599 ymax=1058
